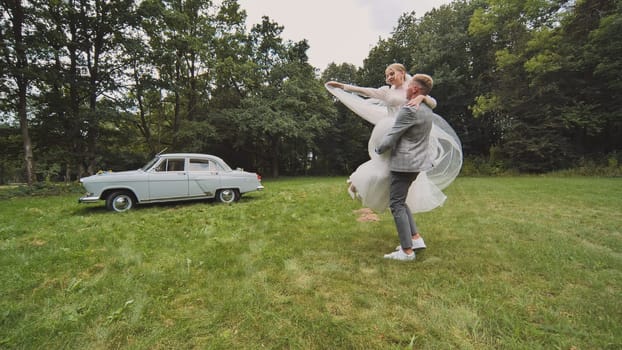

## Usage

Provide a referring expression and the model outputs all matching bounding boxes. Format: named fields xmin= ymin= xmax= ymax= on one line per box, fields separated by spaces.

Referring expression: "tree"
xmin=468 ymin=0 xmax=578 ymax=172
xmin=402 ymin=0 xmax=499 ymax=157
xmin=554 ymin=0 xmax=622 ymax=156
xmin=1 ymin=0 xmax=35 ymax=184
xmin=138 ymin=0 xmax=218 ymax=152
xmin=24 ymin=0 xmax=141 ymax=179
xmin=216 ymin=16 xmax=336 ymax=177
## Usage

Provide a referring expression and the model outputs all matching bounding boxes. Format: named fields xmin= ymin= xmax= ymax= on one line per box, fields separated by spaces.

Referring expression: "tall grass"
xmin=1 ymin=177 xmax=621 ymax=349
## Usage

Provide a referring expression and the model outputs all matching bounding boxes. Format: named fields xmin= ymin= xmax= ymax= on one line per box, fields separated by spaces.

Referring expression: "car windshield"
xmin=141 ymin=157 xmax=159 ymax=171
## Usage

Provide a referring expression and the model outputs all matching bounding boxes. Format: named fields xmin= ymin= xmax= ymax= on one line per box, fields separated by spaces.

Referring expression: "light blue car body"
xmin=79 ymin=153 xmax=263 ymax=212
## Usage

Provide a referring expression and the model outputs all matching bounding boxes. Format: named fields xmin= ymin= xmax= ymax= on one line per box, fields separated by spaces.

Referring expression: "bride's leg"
xmin=346 ymin=178 xmax=358 ymax=199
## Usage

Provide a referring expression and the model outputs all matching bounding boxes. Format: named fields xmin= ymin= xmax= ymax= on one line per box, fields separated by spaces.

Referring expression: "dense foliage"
xmin=1 ymin=0 xmax=621 ymax=184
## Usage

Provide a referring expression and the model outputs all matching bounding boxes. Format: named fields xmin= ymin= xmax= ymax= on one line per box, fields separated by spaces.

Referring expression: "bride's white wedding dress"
xmin=326 ymin=83 xmax=462 ymax=213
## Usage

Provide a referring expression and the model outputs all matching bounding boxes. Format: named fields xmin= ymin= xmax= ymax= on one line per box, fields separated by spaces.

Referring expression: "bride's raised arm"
xmin=325 ymin=82 xmax=388 ymax=125
xmin=325 ymin=81 xmax=389 ymax=101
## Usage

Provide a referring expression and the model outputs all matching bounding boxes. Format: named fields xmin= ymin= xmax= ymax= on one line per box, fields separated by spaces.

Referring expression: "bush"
xmin=460 ymin=151 xmax=622 ymax=177
xmin=0 ymin=182 xmax=83 ymax=200
xmin=461 ymin=156 xmax=510 ymax=176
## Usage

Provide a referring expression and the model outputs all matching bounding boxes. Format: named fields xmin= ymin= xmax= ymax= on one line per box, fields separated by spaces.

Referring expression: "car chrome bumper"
xmin=79 ymin=195 xmax=100 ymax=203
xmin=257 ymin=185 xmax=264 ymax=191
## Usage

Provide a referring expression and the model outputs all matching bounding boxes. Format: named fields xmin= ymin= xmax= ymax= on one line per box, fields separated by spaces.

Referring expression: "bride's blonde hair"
xmin=385 ymin=63 xmax=407 ymax=75
xmin=385 ymin=63 xmax=410 ymax=86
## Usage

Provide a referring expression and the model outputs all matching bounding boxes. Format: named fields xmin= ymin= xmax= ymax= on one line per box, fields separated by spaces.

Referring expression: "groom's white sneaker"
xmin=384 ymin=249 xmax=415 ymax=261
xmin=395 ymin=237 xmax=426 ymax=252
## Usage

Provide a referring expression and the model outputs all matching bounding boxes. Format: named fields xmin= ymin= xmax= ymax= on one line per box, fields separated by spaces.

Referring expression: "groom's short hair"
xmin=411 ymin=74 xmax=433 ymax=95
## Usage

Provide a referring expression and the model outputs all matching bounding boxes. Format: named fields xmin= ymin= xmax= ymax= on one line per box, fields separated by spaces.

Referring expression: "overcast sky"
xmin=237 ymin=0 xmax=453 ymax=70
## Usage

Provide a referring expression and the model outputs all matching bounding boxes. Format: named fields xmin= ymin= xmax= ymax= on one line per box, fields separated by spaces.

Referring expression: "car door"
xmin=187 ymin=157 xmax=220 ymax=198
xmin=147 ymin=157 xmax=189 ymax=200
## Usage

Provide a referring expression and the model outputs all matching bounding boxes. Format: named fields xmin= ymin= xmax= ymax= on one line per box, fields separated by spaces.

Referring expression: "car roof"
xmin=158 ymin=153 xmax=229 ymax=165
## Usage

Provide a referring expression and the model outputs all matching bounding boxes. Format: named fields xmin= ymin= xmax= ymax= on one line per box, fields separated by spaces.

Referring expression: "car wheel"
xmin=106 ymin=191 xmax=135 ymax=212
xmin=217 ymin=189 xmax=239 ymax=204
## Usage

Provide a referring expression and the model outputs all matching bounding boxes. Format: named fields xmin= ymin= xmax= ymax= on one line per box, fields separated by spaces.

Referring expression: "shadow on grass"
xmin=72 ymin=195 xmax=263 ymax=215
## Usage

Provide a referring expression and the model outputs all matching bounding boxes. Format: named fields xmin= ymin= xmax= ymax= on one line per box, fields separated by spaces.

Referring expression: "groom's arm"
xmin=376 ymin=106 xmax=416 ymax=154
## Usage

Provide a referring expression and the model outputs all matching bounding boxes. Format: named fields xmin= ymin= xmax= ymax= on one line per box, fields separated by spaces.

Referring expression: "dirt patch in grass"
xmin=354 ymin=208 xmax=380 ymax=222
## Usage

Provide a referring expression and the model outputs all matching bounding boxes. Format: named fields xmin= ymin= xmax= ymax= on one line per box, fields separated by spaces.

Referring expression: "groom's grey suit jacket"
xmin=376 ymin=103 xmax=434 ymax=173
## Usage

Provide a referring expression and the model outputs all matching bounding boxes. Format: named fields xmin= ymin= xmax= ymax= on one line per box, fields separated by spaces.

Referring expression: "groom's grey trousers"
xmin=389 ymin=171 xmax=420 ymax=249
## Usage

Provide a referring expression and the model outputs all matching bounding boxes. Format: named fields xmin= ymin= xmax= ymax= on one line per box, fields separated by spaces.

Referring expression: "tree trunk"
xmin=271 ymin=137 xmax=280 ymax=178
xmin=8 ymin=0 xmax=35 ymax=185
xmin=86 ymin=55 xmax=99 ymax=175
xmin=18 ymin=86 xmax=35 ymax=185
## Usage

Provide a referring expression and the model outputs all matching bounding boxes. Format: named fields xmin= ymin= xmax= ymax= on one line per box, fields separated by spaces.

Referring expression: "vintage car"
xmin=79 ymin=153 xmax=263 ymax=212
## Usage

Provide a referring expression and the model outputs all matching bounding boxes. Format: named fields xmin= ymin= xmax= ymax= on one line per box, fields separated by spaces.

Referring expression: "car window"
xmin=155 ymin=158 xmax=185 ymax=172
xmin=189 ymin=159 xmax=213 ymax=172
xmin=168 ymin=159 xmax=185 ymax=171
xmin=154 ymin=160 xmax=167 ymax=172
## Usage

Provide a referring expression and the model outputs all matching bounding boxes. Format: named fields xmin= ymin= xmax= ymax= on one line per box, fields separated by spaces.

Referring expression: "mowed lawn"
xmin=1 ymin=177 xmax=621 ymax=349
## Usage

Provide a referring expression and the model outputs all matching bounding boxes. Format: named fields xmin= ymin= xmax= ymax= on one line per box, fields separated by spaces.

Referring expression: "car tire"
xmin=217 ymin=189 xmax=239 ymax=204
xmin=106 ymin=191 xmax=135 ymax=212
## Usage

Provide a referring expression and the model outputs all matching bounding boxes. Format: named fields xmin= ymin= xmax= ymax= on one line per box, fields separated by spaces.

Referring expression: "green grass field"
xmin=1 ymin=177 xmax=621 ymax=349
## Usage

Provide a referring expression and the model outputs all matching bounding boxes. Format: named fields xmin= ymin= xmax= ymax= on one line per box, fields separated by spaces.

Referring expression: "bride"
xmin=325 ymin=63 xmax=462 ymax=214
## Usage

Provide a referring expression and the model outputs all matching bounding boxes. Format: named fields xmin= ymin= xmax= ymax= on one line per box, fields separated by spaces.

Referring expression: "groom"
xmin=375 ymin=74 xmax=435 ymax=261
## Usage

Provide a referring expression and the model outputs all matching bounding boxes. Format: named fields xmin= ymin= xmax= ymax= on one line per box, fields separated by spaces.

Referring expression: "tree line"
xmin=1 ymin=0 xmax=620 ymax=185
